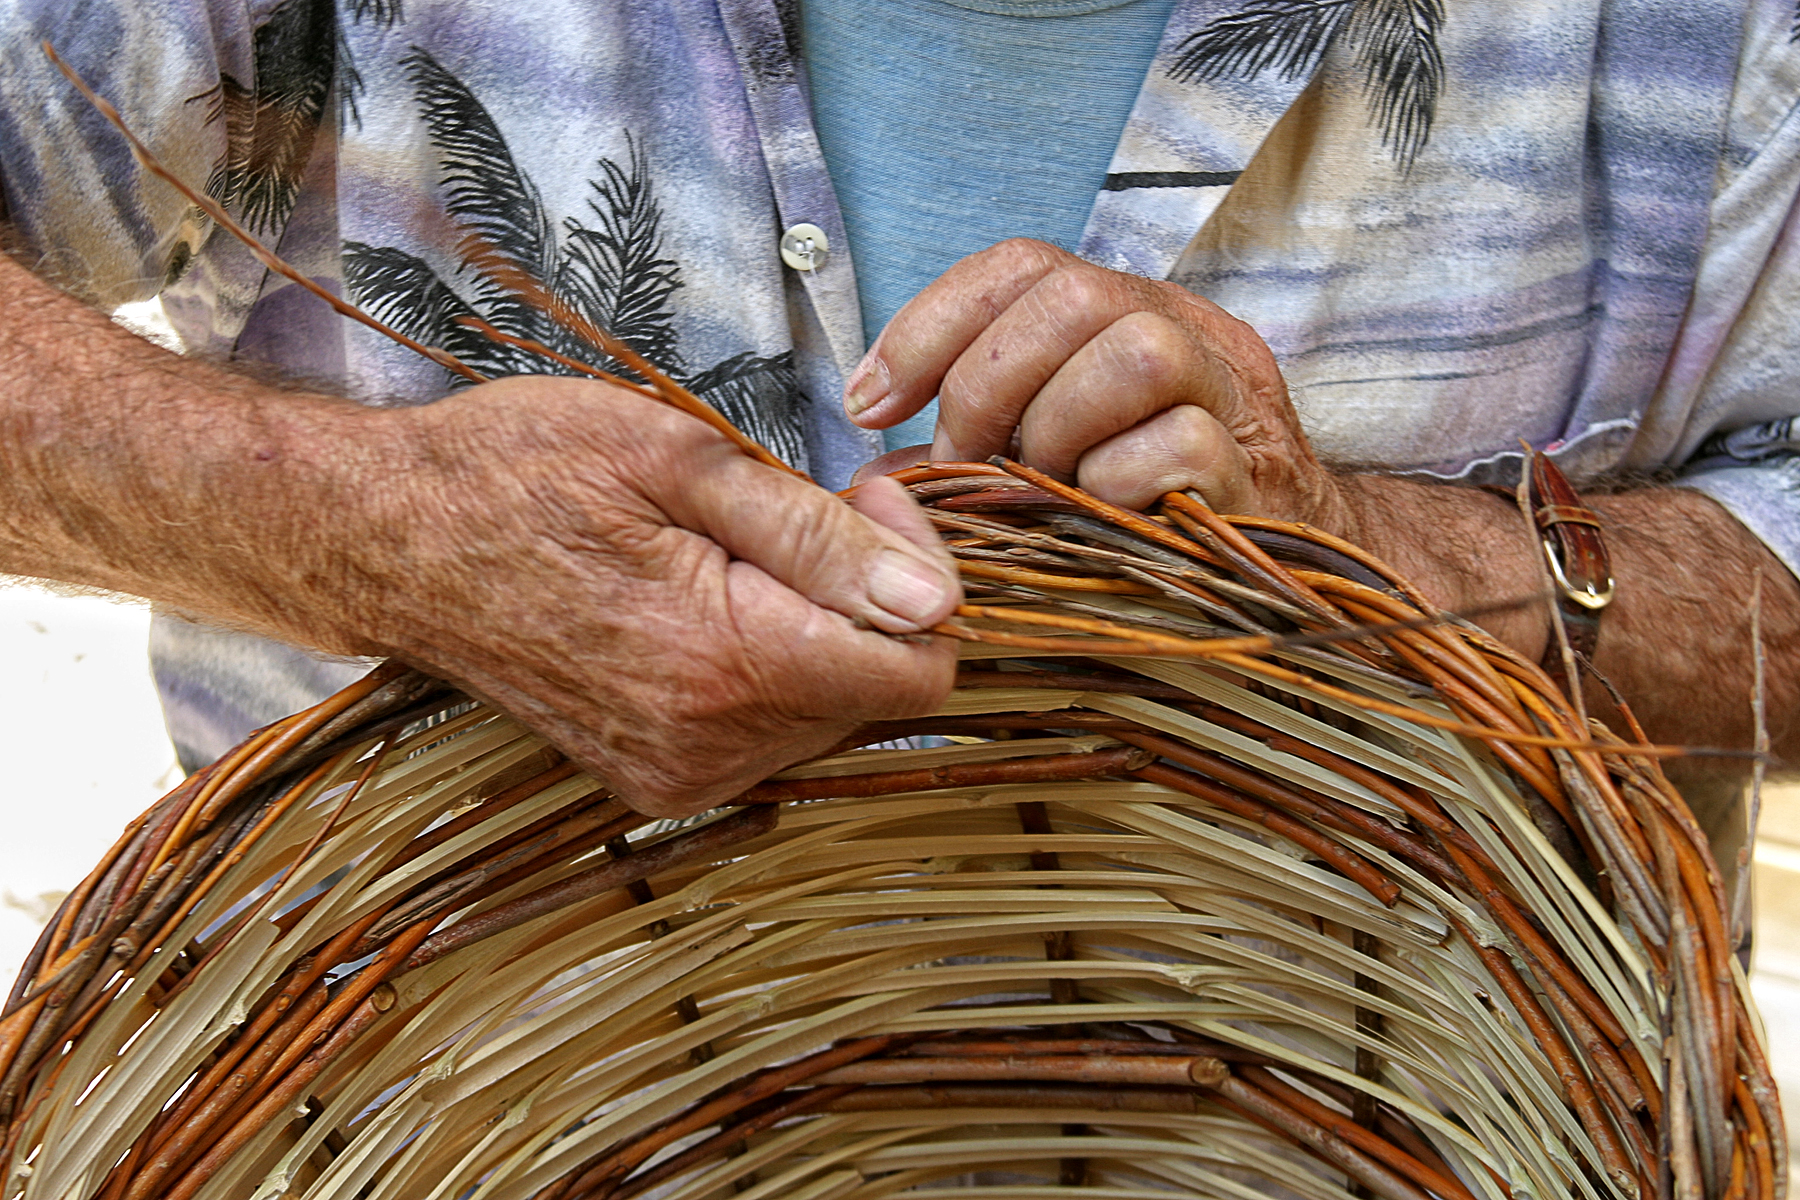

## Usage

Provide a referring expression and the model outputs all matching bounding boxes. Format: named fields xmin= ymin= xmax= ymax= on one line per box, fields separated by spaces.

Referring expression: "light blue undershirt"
xmin=800 ymin=0 xmax=1178 ymax=450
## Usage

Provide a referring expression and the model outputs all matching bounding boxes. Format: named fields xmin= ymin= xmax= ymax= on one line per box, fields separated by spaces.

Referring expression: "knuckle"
xmin=1038 ymin=263 xmax=1112 ymax=314
xmin=1104 ymin=313 xmax=1191 ymax=388
xmin=1159 ymin=402 xmax=1217 ymax=439
xmin=937 ymin=375 xmax=1018 ymax=448
xmin=937 ymin=359 xmax=989 ymax=414
xmin=982 ymin=236 xmax=1065 ymax=275
xmin=780 ymin=496 xmax=867 ymax=587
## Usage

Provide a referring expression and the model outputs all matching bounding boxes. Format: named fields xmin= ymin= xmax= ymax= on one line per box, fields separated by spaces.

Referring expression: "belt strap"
xmin=1528 ymin=451 xmax=1613 ymax=695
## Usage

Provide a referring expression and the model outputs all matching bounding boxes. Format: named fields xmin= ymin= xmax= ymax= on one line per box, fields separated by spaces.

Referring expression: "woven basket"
xmin=0 ymin=465 xmax=1781 ymax=1200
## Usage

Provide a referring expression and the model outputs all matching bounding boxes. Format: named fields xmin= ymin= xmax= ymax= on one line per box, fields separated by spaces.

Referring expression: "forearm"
xmin=1580 ymin=487 xmax=1799 ymax=765
xmin=1341 ymin=474 xmax=1800 ymax=766
xmin=0 ymin=252 xmax=387 ymax=652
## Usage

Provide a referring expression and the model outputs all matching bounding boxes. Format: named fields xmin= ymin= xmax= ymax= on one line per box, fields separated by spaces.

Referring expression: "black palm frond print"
xmin=199 ymin=0 xmax=335 ymax=232
xmin=403 ymin=49 xmax=561 ymax=346
xmin=1169 ymin=0 xmax=1444 ymax=171
xmin=556 ymin=135 xmax=685 ymax=372
xmin=191 ymin=0 xmax=406 ymax=236
xmin=1350 ymin=0 xmax=1442 ymax=168
xmin=687 ymin=353 xmax=805 ymax=464
xmin=341 ymin=244 xmax=525 ymax=376
xmin=343 ymin=52 xmax=806 ymax=469
xmin=1168 ymin=0 xmax=1353 ymax=82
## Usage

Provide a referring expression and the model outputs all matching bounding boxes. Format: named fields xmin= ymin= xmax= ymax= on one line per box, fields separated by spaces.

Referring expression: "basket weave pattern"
xmin=0 ymin=466 xmax=1780 ymax=1200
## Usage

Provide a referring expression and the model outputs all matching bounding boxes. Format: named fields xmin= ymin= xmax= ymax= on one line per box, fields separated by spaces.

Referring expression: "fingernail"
xmin=929 ymin=429 xmax=963 ymax=463
xmin=844 ymin=355 xmax=889 ymax=418
xmin=866 ymin=550 xmax=954 ymax=631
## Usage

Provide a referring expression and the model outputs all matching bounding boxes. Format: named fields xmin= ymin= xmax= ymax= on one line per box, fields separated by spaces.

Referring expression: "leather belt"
xmin=1527 ymin=450 xmax=1613 ymax=695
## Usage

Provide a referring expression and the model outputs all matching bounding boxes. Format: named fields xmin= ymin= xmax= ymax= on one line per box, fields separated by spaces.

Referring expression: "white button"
xmin=780 ymin=223 xmax=829 ymax=271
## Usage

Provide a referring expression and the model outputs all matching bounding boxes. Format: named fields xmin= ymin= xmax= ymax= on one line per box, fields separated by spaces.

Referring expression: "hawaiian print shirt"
xmin=2 ymin=0 xmax=1798 ymax=766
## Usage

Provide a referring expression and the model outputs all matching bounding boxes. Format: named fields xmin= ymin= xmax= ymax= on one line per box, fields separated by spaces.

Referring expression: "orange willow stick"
xmin=0 ymin=938 xmax=91 ymax=1087
xmin=138 ymin=738 xmax=397 ymax=1012
xmin=130 ymin=754 xmax=346 ymax=961
xmin=957 ymin=559 xmax=1160 ymax=594
xmin=949 ymin=602 xmax=1277 ymax=654
xmin=149 ymin=666 xmax=395 ymax=874
xmin=43 ymin=43 xmax=485 ymax=385
xmin=942 ymin=602 xmax=1689 ymax=758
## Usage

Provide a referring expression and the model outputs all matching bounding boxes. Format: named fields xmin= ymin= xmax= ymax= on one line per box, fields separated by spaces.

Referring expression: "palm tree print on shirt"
xmin=342 ymin=50 xmax=806 ymax=469
xmin=1168 ymin=0 xmax=1444 ymax=171
xmin=172 ymin=0 xmax=401 ymax=290
xmin=194 ymin=0 xmax=403 ymax=236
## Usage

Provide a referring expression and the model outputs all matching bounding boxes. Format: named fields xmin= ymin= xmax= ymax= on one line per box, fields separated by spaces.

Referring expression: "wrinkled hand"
xmin=333 ymin=376 xmax=961 ymax=817
xmin=844 ymin=238 xmax=1349 ymax=530
xmin=842 ymin=238 xmax=1552 ymax=659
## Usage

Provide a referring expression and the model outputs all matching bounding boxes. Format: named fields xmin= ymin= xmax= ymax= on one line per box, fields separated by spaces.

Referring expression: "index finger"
xmin=843 ymin=238 xmax=1075 ymax=430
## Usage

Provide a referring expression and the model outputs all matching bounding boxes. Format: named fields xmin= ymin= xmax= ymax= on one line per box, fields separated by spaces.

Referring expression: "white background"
xmin=0 ymin=585 xmax=180 ymax=979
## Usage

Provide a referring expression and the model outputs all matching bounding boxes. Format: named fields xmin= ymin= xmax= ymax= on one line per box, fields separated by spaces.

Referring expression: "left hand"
xmin=843 ymin=238 xmax=1554 ymax=662
xmin=842 ymin=238 xmax=1348 ymax=531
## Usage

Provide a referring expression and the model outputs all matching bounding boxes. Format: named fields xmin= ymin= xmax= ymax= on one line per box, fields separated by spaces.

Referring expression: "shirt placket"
xmin=713 ymin=0 xmax=865 ymax=372
xmin=713 ymin=0 xmax=882 ymax=484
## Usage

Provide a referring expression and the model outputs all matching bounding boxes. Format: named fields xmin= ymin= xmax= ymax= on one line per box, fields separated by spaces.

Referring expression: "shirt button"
xmin=780 ymin=223 xmax=829 ymax=271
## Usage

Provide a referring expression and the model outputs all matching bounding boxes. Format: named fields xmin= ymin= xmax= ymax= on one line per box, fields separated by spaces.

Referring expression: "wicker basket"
xmin=0 ymin=466 xmax=1781 ymax=1200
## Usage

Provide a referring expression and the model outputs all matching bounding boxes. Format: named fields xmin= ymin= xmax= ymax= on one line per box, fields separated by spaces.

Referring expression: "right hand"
xmin=316 ymin=376 xmax=961 ymax=817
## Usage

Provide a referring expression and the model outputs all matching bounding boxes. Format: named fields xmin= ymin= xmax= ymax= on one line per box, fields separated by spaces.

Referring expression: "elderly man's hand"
xmin=843 ymin=238 xmax=1349 ymax=528
xmin=330 ymin=377 xmax=960 ymax=817
xmin=843 ymin=238 xmax=1547 ymax=659
xmin=0 ymin=242 xmax=962 ymax=820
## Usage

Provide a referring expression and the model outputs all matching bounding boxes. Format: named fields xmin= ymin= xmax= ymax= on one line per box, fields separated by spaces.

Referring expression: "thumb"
xmin=652 ymin=453 xmax=962 ymax=635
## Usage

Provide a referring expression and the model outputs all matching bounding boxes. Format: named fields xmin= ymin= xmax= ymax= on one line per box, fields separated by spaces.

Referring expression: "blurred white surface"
xmin=0 ymin=585 xmax=180 ymax=991
xmin=1749 ymin=968 xmax=1800 ymax=1157
xmin=113 ymin=296 xmax=181 ymax=351
xmin=1751 ymin=786 xmax=1800 ymax=1157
